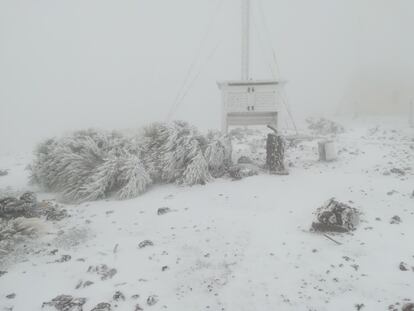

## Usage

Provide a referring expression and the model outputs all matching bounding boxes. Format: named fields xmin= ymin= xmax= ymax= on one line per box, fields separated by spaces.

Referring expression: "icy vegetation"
xmin=30 ymin=122 xmax=232 ymax=203
xmin=0 ymin=117 xmax=413 ymax=310
xmin=306 ymin=117 xmax=345 ymax=135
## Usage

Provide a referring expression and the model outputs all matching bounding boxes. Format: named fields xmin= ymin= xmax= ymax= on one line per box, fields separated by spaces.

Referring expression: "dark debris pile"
xmin=311 ymin=198 xmax=360 ymax=233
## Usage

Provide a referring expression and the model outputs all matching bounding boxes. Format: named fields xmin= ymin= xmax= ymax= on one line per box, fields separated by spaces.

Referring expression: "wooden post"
xmin=266 ymin=125 xmax=286 ymax=173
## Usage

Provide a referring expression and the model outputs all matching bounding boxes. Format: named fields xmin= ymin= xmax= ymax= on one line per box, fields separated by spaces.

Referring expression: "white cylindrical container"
xmin=318 ymin=140 xmax=337 ymax=161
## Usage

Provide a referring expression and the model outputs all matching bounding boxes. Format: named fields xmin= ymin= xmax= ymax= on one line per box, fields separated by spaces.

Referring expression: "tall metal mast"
xmin=241 ymin=0 xmax=251 ymax=81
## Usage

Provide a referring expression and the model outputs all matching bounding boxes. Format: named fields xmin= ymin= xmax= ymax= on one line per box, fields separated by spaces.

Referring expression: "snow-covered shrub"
xmin=140 ymin=121 xmax=231 ymax=185
xmin=306 ymin=117 xmax=344 ymax=135
xmin=203 ymin=131 xmax=232 ymax=178
xmin=30 ymin=129 xmax=151 ymax=203
xmin=0 ymin=217 xmax=47 ymax=252
xmin=30 ymin=122 xmax=233 ymax=203
xmin=116 ymin=154 xmax=151 ymax=199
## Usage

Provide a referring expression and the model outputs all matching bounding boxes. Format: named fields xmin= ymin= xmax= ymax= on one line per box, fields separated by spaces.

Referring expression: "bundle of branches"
xmin=30 ymin=122 xmax=232 ymax=203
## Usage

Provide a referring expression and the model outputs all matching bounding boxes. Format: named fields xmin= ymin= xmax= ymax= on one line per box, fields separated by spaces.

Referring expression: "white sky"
xmin=1 ymin=0 xmax=413 ymax=152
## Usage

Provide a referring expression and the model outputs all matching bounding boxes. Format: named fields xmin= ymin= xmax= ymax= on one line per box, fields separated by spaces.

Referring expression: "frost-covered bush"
xmin=0 ymin=217 xmax=47 ymax=252
xmin=306 ymin=117 xmax=344 ymax=135
xmin=203 ymin=131 xmax=232 ymax=178
xmin=140 ymin=121 xmax=231 ymax=185
xmin=30 ymin=129 xmax=152 ymax=202
xmin=30 ymin=122 xmax=232 ymax=203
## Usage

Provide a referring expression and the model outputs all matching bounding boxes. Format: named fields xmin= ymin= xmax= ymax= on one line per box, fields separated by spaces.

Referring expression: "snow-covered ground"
xmin=0 ymin=117 xmax=413 ymax=311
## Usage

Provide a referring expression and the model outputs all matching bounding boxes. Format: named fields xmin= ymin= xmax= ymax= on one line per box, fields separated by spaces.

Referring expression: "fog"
xmin=1 ymin=0 xmax=413 ymax=153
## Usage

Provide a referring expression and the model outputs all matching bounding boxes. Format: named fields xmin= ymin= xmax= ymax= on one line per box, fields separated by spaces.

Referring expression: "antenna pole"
xmin=241 ymin=0 xmax=250 ymax=80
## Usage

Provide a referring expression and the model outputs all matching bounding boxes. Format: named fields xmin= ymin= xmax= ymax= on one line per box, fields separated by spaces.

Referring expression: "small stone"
xmin=147 ymin=295 xmax=159 ymax=306
xmin=42 ymin=295 xmax=86 ymax=311
xmin=228 ymin=163 xmax=259 ymax=180
xmin=355 ymin=303 xmax=364 ymax=310
xmin=55 ymin=255 xmax=71 ymax=263
xmin=6 ymin=293 xmax=15 ymax=299
xmin=131 ymin=294 xmax=140 ymax=300
xmin=112 ymin=291 xmax=125 ymax=302
xmin=75 ymin=281 xmax=83 ymax=289
xmin=390 ymin=168 xmax=406 ymax=176
xmin=402 ymin=303 xmax=414 ymax=311
xmin=91 ymin=302 xmax=111 ymax=311
xmin=0 ymin=271 xmax=7 ymax=277
xmin=139 ymin=240 xmax=154 ymax=248
xmin=399 ymin=262 xmax=409 ymax=271
xmin=161 ymin=266 xmax=169 ymax=271
xmin=157 ymin=207 xmax=172 ymax=215
xmin=390 ymin=215 xmax=402 ymax=224
xmin=87 ymin=264 xmax=117 ymax=280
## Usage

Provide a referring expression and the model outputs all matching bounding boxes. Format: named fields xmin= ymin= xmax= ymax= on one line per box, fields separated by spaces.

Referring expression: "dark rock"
xmin=146 ymin=295 xmax=159 ymax=306
xmin=228 ymin=164 xmax=259 ymax=180
xmin=402 ymin=303 xmax=414 ymax=311
xmin=139 ymin=240 xmax=154 ymax=248
xmin=237 ymin=156 xmax=253 ymax=164
xmin=311 ymin=198 xmax=360 ymax=232
xmin=91 ymin=302 xmax=111 ymax=311
xmin=390 ymin=168 xmax=406 ymax=176
xmin=0 ymin=169 xmax=8 ymax=176
xmin=42 ymin=294 xmax=86 ymax=311
xmin=157 ymin=207 xmax=171 ymax=215
xmin=6 ymin=293 xmax=15 ymax=299
xmin=55 ymin=255 xmax=71 ymax=263
xmin=390 ymin=215 xmax=402 ymax=224
xmin=87 ymin=265 xmax=117 ymax=280
xmin=399 ymin=262 xmax=409 ymax=271
xmin=0 ymin=271 xmax=7 ymax=277
xmin=39 ymin=201 xmax=69 ymax=221
xmin=0 ymin=192 xmax=38 ymax=219
xmin=75 ymin=281 xmax=82 ymax=289
xmin=75 ymin=280 xmax=94 ymax=289
xmin=112 ymin=291 xmax=125 ymax=302
xmin=355 ymin=303 xmax=364 ymax=310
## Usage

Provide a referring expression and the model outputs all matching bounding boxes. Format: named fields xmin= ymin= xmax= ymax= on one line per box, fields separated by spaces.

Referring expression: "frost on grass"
xmin=30 ymin=122 xmax=232 ymax=203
